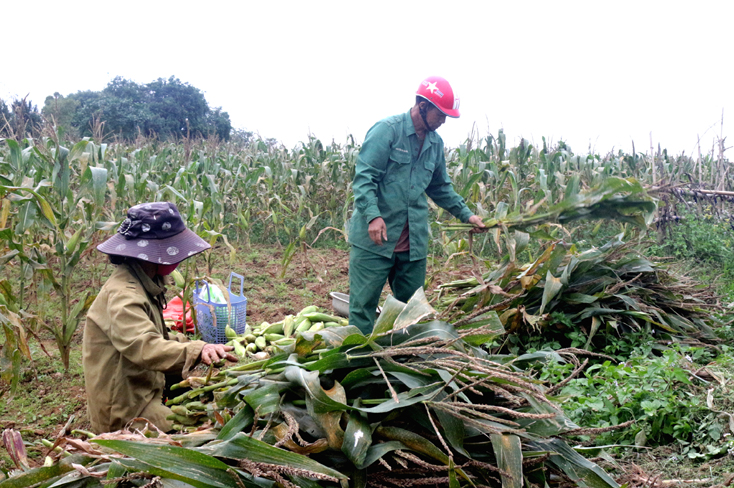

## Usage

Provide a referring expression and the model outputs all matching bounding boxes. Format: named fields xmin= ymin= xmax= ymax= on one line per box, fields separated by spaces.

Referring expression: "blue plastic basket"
xmin=194 ymin=272 xmax=247 ymax=344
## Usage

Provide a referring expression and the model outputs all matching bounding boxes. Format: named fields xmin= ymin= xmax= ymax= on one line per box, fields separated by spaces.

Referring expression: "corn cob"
xmin=171 ymin=270 xmax=185 ymax=288
xmin=297 ymin=305 xmax=319 ymax=315
xmin=295 ymin=319 xmax=312 ymax=333
xmin=258 ymin=320 xmax=284 ymax=335
xmin=283 ymin=315 xmax=295 ymax=337
xmin=302 ymin=312 xmax=343 ymax=323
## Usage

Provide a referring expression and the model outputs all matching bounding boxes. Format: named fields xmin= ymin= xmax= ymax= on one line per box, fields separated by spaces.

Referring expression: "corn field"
xmin=1 ymin=129 xmax=732 ymax=487
xmin=1 ymin=130 xmax=730 ymax=256
xmin=0 ymin=130 xmax=730 ymax=372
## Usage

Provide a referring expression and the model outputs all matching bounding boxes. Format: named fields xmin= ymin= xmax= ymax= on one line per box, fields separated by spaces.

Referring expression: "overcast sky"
xmin=2 ymin=0 xmax=731 ymax=156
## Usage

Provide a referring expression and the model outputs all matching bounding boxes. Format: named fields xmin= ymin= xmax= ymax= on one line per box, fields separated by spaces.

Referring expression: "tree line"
xmin=1 ymin=76 xmax=233 ymax=142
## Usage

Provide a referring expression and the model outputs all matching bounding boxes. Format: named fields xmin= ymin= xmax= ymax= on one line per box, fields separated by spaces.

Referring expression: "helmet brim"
xmin=418 ymin=95 xmax=460 ymax=118
xmin=438 ymin=107 xmax=460 ymax=118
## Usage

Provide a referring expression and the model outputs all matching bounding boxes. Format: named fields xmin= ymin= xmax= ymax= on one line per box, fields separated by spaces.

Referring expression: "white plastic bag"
xmin=200 ymin=283 xmax=227 ymax=304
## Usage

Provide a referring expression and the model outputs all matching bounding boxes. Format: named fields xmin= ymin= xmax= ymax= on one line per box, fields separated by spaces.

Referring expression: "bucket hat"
xmin=97 ymin=202 xmax=211 ymax=265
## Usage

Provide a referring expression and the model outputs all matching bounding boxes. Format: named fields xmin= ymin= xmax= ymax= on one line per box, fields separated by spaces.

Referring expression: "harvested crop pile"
xmin=437 ymin=235 xmax=721 ymax=353
xmin=1 ymin=293 xmax=621 ymax=488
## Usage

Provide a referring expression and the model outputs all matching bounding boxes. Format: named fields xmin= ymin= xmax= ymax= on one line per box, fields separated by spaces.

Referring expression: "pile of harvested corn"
xmin=225 ymin=306 xmax=348 ymax=359
xmin=0 ymin=292 xmax=622 ymax=488
xmin=164 ymin=305 xmax=349 ymax=431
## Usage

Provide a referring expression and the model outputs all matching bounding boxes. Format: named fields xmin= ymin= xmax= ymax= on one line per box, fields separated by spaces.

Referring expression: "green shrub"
xmin=648 ymin=209 xmax=734 ymax=298
xmin=554 ymin=347 xmax=731 ymax=458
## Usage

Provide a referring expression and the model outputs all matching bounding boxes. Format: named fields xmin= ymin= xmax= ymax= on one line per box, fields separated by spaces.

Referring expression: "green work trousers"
xmin=348 ymin=246 xmax=426 ymax=334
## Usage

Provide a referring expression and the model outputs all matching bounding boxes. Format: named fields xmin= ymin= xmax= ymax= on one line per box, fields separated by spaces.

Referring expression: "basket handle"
xmin=195 ymin=281 xmax=213 ymax=302
xmin=228 ymin=272 xmax=244 ymax=297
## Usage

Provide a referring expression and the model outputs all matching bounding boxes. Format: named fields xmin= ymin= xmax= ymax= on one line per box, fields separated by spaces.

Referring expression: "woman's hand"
xmin=200 ymin=344 xmax=238 ymax=364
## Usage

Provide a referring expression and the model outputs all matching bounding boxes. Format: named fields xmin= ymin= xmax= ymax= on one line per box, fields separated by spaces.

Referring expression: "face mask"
xmin=158 ymin=262 xmax=180 ymax=276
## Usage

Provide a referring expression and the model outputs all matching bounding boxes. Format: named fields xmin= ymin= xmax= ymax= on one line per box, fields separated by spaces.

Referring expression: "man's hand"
xmin=368 ymin=217 xmax=388 ymax=245
xmin=468 ymin=215 xmax=488 ymax=234
xmin=200 ymin=344 xmax=238 ymax=365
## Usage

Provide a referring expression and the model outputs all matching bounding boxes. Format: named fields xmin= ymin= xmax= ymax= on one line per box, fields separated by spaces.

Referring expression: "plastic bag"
xmin=200 ymin=283 xmax=227 ymax=304
xmin=162 ymin=296 xmax=195 ymax=333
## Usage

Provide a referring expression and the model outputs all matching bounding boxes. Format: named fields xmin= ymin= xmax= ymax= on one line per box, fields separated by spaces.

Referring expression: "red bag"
xmin=163 ymin=296 xmax=195 ymax=333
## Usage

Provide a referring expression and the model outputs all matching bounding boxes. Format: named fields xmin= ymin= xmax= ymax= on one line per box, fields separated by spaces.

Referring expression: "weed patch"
xmin=548 ymin=346 xmax=734 ymax=460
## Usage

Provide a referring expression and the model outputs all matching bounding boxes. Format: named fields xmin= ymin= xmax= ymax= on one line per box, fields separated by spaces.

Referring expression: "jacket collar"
xmin=126 ymin=261 xmax=166 ymax=298
xmin=404 ymin=110 xmax=437 ymax=147
xmin=405 ymin=110 xmax=416 ymax=137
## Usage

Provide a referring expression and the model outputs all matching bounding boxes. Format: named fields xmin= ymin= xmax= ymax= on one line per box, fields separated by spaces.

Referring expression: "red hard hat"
xmin=416 ymin=76 xmax=460 ymax=118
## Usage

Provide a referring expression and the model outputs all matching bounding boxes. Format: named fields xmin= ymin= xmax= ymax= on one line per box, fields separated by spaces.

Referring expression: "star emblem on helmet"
xmin=426 ymin=81 xmax=438 ymax=94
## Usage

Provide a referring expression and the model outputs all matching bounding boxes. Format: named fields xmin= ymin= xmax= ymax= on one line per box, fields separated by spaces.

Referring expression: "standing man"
xmin=349 ymin=76 xmax=485 ymax=334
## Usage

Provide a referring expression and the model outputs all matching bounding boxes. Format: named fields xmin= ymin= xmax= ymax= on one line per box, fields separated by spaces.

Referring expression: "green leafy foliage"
xmin=41 ymin=93 xmax=80 ymax=138
xmin=1 ymin=125 xmax=732 ymax=484
xmin=0 ymin=98 xmax=42 ymax=140
xmin=553 ymin=347 xmax=734 ymax=459
xmin=66 ymin=76 xmax=232 ymax=140
xmin=649 ymin=208 xmax=734 ymax=300
xmin=439 ymin=234 xmax=719 ymax=355
xmin=444 ymin=176 xmax=656 ymax=234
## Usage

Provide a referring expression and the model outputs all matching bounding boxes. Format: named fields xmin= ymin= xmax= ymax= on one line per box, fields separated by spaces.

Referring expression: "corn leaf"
xmin=198 ymin=433 xmax=348 ymax=483
xmin=81 ymin=166 xmax=108 ymax=209
xmin=67 ymin=140 xmax=89 ymax=163
xmin=342 ymin=411 xmax=372 ymax=468
xmin=285 ymin=365 xmax=350 ymax=414
xmin=357 ymin=383 xmax=444 ymax=414
xmin=0 ymin=198 xmax=10 ymax=229
xmin=306 ymin=350 xmax=374 ymax=372
xmin=93 ymin=440 xmax=239 ymax=488
xmin=361 ymin=441 xmax=406 ymax=468
xmin=431 ymin=397 xmax=469 ymax=458
xmin=0 ymin=454 xmax=93 ymax=488
xmin=393 ymin=287 xmax=436 ymax=330
xmin=564 ymin=293 xmax=599 ymax=304
xmin=340 ymin=367 xmax=378 ymax=389
xmin=241 ymin=381 xmax=289 ymax=416
xmin=584 ymin=316 xmax=603 ymax=350
xmin=456 ymin=310 xmax=505 ymax=346
xmin=514 ymin=394 xmax=579 ymax=436
xmin=370 ymin=295 xmax=405 ymax=337
xmin=491 ymin=434 xmax=523 ymax=488
xmin=527 ymin=438 xmax=620 ymax=488
xmin=539 ymin=271 xmax=563 ymax=315
xmin=116 ymin=458 xmax=261 ymax=488
xmin=375 ymin=426 xmax=449 ymax=464
xmin=105 ymin=460 xmax=128 ymax=488
xmin=305 ymin=380 xmax=347 ymax=450
xmin=14 ymin=201 xmax=37 ymax=235
xmin=217 ymin=404 xmax=254 ymax=441
xmin=375 ymin=319 xmax=461 ymax=348
xmin=448 ymin=457 xmax=460 ymax=488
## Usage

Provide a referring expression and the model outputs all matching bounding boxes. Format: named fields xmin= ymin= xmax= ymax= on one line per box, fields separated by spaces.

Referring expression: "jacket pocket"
xmin=384 ymin=148 xmax=411 ymax=183
xmin=416 ymin=154 xmax=437 ymax=190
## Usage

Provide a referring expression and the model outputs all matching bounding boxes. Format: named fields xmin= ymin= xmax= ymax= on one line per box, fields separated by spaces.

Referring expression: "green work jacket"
xmin=350 ymin=111 xmax=473 ymax=261
xmin=82 ymin=262 xmax=205 ymax=433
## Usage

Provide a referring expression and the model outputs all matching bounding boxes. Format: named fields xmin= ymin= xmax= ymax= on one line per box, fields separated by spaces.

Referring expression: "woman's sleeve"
xmin=104 ymin=289 xmax=205 ymax=375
